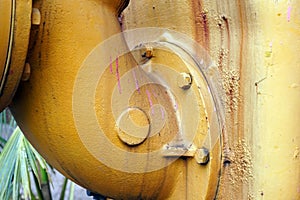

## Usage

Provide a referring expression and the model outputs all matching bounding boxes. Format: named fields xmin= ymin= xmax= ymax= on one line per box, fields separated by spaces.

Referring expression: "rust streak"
xmin=223 ymin=15 xmax=231 ymax=59
xmin=238 ymin=0 xmax=244 ymax=73
xmin=237 ymin=0 xmax=245 ymax=140
xmin=192 ymin=0 xmax=210 ymax=50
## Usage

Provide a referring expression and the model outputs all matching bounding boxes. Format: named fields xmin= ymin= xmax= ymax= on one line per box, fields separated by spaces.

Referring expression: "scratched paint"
xmin=110 ymin=56 xmax=113 ymax=74
xmin=160 ymin=107 xmax=165 ymax=120
xmin=116 ymin=56 xmax=121 ymax=94
xmin=132 ymin=70 xmax=140 ymax=92
xmin=287 ymin=5 xmax=292 ymax=22
xmin=151 ymin=90 xmax=159 ymax=98
xmin=146 ymin=89 xmax=154 ymax=114
xmin=174 ymin=101 xmax=178 ymax=111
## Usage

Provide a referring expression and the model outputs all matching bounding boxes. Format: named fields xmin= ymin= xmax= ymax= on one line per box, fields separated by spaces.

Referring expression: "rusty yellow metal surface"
xmin=122 ymin=1 xmax=222 ymax=198
xmin=123 ymin=0 xmax=300 ymax=199
xmin=10 ymin=0 xmax=220 ymax=199
xmin=0 ymin=0 xmax=31 ymax=111
xmin=5 ymin=0 xmax=299 ymax=199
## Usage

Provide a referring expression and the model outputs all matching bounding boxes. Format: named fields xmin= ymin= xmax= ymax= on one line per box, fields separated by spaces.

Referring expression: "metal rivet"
xmin=195 ymin=147 xmax=210 ymax=165
xmin=21 ymin=63 xmax=31 ymax=81
xmin=32 ymin=8 xmax=41 ymax=25
xmin=143 ymin=47 xmax=153 ymax=59
xmin=177 ymin=72 xmax=192 ymax=90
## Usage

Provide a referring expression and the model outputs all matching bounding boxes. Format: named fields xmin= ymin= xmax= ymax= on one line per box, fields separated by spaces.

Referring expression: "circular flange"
xmin=73 ymin=28 xmax=223 ymax=199
xmin=0 ymin=0 xmax=12 ymax=92
xmin=0 ymin=0 xmax=32 ymax=111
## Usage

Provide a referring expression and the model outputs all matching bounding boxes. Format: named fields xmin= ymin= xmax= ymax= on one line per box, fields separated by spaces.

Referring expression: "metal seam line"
xmin=0 ymin=0 xmax=16 ymax=96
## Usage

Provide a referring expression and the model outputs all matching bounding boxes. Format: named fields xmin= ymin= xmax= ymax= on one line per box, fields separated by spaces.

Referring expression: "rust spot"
xmin=192 ymin=0 xmax=210 ymax=49
xmin=222 ymin=15 xmax=231 ymax=51
xmin=217 ymin=14 xmax=231 ymax=70
xmin=222 ymin=70 xmax=240 ymax=113
xmin=217 ymin=48 xmax=228 ymax=70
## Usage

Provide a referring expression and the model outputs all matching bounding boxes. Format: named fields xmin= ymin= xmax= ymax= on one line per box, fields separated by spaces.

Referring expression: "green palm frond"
xmin=0 ymin=109 xmax=16 ymax=149
xmin=0 ymin=108 xmax=16 ymax=128
xmin=59 ymin=178 xmax=75 ymax=200
xmin=0 ymin=136 xmax=7 ymax=148
xmin=0 ymin=127 xmax=48 ymax=200
xmin=0 ymin=110 xmax=79 ymax=199
xmin=68 ymin=182 xmax=75 ymax=200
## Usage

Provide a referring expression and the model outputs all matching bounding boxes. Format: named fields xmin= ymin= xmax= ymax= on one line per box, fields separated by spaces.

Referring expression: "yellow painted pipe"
xmin=122 ymin=0 xmax=300 ymax=199
xmin=252 ymin=1 xmax=300 ymax=199
xmin=5 ymin=0 xmax=299 ymax=199
xmin=0 ymin=0 xmax=12 ymax=85
xmin=12 ymin=0 xmax=176 ymax=198
xmin=0 ymin=0 xmax=31 ymax=111
xmin=10 ymin=0 xmax=220 ymax=199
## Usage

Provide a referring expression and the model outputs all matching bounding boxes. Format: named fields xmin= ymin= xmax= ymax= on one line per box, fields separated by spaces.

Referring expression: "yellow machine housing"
xmin=0 ymin=0 xmax=299 ymax=199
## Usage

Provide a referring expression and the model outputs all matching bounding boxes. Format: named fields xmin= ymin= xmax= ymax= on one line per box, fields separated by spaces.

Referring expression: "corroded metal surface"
xmin=10 ymin=0 xmax=221 ymax=198
xmin=6 ymin=0 xmax=300 ymax=199
xmin=123 ymin=0 xmax=300 ymax=199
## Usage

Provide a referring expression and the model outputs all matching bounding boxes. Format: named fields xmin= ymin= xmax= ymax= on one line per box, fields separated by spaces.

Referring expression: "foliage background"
xmin=0 ymin=109 xmax=92 ymax=200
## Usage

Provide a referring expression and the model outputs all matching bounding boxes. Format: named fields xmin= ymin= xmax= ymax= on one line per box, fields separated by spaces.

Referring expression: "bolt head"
xmin=195 ymin=147 xmax=210 ymax=165
xmin=21 ymin=63 xmax=31 ymax=81
xmin=32 ymin=8 xmax=41 ymax=25
xmin=177 ymin=73 xmax=192 ymax=90
xmin=145 ymin=47 xmax=153 ymax=58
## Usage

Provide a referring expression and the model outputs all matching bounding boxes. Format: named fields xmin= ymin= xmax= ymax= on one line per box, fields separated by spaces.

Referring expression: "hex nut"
xmin=195 ymin=147 xmax=210 ymax=165
xmin=32 ymin=8 xmax=41 ymax=25
xmin=177 ymin=72 xmax=192 ymax=90
xmin=143 ymin=47 xmax=153 ymax=58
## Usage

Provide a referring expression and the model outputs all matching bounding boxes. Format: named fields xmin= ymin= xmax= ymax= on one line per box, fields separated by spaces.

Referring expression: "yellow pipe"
xmin=10 ymin=0 xmax=206 ymax=199
xmin=252 ymin=1 xmax=300 ymax=199
xmin=123 ymin=0 xmax=300 ymax=199
xmin=0 ymin=0 xmax=31 ymax=111
xmin=6 ymin=0 xmax=298 ymax=199
xmin=0 ymin=0 xmax=12 ymax=85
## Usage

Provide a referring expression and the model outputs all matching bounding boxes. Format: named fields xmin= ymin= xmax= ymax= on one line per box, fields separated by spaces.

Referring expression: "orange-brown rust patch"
xmin=218 ymin=140 xmax=253 ymax=199
xmin=192 ymin=0 xmax=210 ymax=49
xmin=222 ymin=70 xmax=240 ymax=114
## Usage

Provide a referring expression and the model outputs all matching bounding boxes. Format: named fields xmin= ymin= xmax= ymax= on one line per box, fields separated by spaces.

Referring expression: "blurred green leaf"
xmin=69 ymin=182 xmax=75 ymax=200
xmin=0 ymin=110 xmax=79 ymax=200
xmin=59 ymin=178 xmax=69 ymax=200
xmin=0 ymin=136 xmax=7 ymax=148
xmin=0 ymin=127 xmax=49 ymax=200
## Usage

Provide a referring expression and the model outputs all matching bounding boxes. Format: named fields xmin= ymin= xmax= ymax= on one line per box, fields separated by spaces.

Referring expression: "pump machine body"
xmin=0 ymin=0 xmax=300 ymax=199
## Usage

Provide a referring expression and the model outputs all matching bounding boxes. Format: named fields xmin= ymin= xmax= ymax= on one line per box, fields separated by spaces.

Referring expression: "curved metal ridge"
xmin=0 ymin=0 xmax=32 ymax=111
xmin=0 ymin=0 xmax=15 ymax=96
xmin=117 ymin=0 xmax=130 ymax=15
